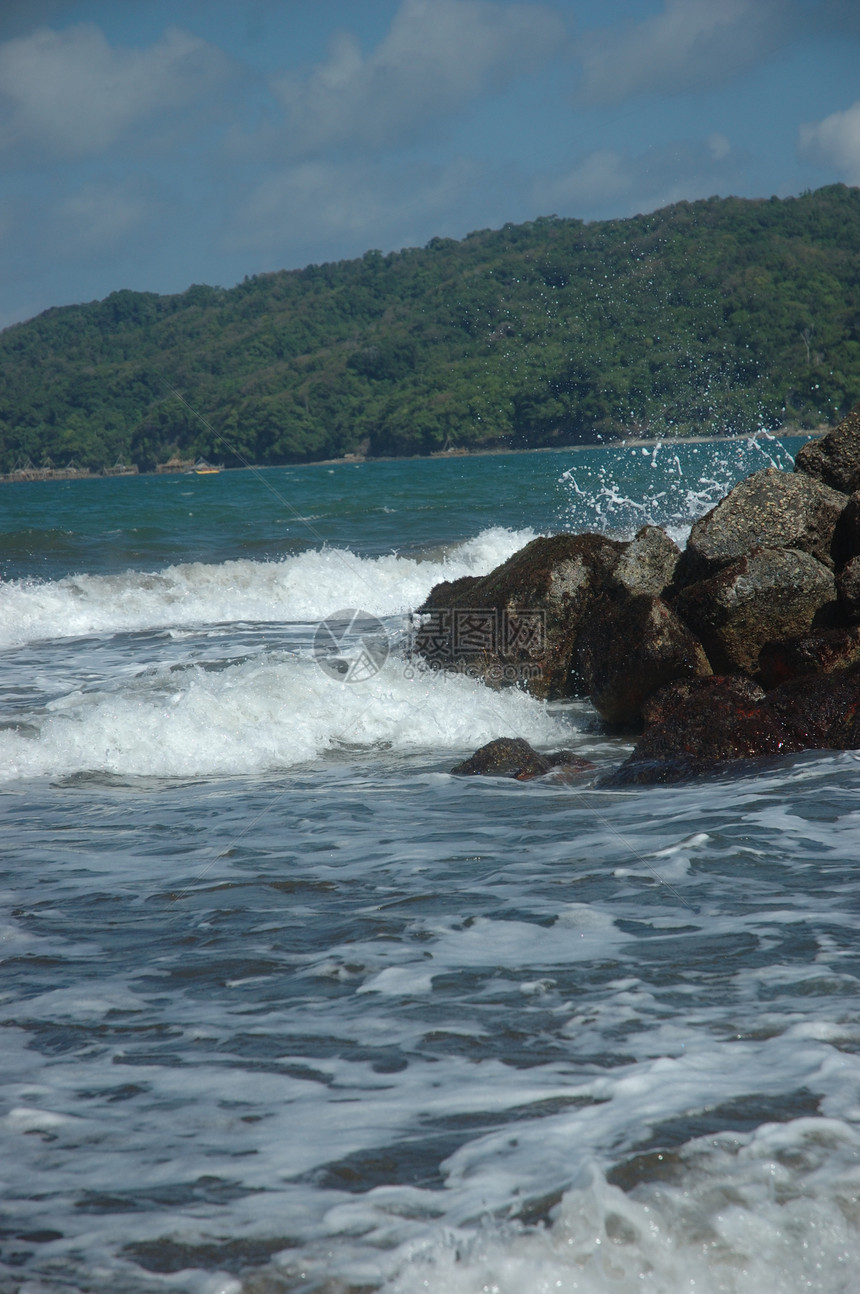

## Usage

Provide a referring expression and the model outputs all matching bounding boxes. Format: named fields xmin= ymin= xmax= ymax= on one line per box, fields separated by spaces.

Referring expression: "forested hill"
xmin=2 ymin=184 xmax=860 ymax=473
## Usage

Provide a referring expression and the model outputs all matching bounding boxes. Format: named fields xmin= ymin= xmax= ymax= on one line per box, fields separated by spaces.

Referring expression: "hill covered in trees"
xmin=2 ymin=184 xmax=859 ymax=473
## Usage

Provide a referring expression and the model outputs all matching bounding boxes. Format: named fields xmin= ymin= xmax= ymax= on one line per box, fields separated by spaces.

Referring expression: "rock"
xmin=577 ymin=594 xmax=711 ymax=725
xmin=603 ymin=675 xmax=785 ymax=784
xmin=415 ymin=532 xmax=625 ymax=699
xmin=450 ymin=737 xmax=592 ymax=780
xmin=795 ymin=404 xmax=860 ymax=494
xmin=602 ymin=665 xmax=860 ymax=785
xmin=837 ymin=555 xmax=860 ymax=621
xmin=673 ymin=546 xmax=838 ymax=675
xmin=758 ymin=627 xmax=860 ymax=688
xmin=832 ymin=491 xmax=860 ymax=567
xmin=608 ymin=525 xmax=681 ymax=598
xmin=765 ymin=664 xmax=860 ymax=749
xmin=676 ymin=467 xmax=847 ymax=585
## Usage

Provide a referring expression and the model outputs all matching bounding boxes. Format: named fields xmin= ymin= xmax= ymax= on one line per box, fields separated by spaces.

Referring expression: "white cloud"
xmin=265 ymin=0 xmax=567 ymax=157
xmin=53 ymin=177 xmax=160 ymax=255
xmin=227 ymin=155 xmax=483 ymax=260
xmin=533 ymin=136 xmax=742 ymax=220
xmin=798 ymin=100 xmax=860 ymax=183
xmin=0 ymin=24 xmax=231 ymax=158
xmin=534 ymin=149 xmax=633 ymax=211
xmin=578 ymin=0 xmax=793 ymax=104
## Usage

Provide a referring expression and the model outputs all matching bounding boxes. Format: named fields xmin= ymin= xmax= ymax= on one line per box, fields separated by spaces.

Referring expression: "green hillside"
xmin=2 ymin=184 xmax=859 ymax=473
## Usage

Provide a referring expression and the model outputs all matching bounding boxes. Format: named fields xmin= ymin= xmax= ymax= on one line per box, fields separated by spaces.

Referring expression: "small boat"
xmin=192 ymin=459 xmax=221 ymax=475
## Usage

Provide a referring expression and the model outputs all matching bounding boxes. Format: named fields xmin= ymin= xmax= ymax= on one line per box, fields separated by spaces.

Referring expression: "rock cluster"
xmin=415 ymin=406 xmax=860 ymax=783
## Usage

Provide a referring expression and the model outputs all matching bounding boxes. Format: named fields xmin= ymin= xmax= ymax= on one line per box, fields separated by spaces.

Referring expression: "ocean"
xmin=3 ymin=435 xmax=860 ymax=1294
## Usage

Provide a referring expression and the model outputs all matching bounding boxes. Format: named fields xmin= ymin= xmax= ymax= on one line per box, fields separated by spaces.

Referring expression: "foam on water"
xmin=0 ymin=525 xmax=536 ymax=650
xmin=0 ymin=651 xmax=569 ymax=780
xmin=383 ymin=1117 xmax=860 ymax=1293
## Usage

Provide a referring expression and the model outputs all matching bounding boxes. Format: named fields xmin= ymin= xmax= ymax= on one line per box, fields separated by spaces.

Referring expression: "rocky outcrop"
xmin=415 ymin=532 xmax=624 ymax=699
xmin=577 ymin=593 xmax=711 ymax=725
xmin=602 ymin=665 xmax=860 ymax=785
xmin=795 ymin=404 xmax=860 ymax=494
xmin=450 ymin=737 xmax=592 ymax=779
xmin=676 ymin=467 xmax=846 ymax=585
xmin=673 ymin=546 xmax=837 ymax=675
xmin=441 ymin=404 xmax=860 ymax=786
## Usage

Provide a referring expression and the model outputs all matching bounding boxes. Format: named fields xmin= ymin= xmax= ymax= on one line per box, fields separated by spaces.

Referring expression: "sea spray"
xmin=558 ymin=431 xmax=798 ymax=542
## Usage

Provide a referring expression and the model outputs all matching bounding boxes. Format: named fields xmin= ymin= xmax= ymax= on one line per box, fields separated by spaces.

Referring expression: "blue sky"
xmin=2 ymin=0 xmax=859 ymax=328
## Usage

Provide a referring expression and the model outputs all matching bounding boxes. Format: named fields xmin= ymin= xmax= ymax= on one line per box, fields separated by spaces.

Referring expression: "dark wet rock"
xmin=603 ymin=676 xmax=792 ymax=785
xmin=602 ymin=665 xmax=860 ymax=785
xmin=577 ymin=594 xmax=711 ymax=725
xmin=450 ymin=737 xmax=592 ymax=780
xmin=758 ymin=627 xmax=860 ymax=688
xmin=416 ymin=532 xmax=625 ymax=700
xmin=676 ymin=467 xmax=846 ymax=585
xmin=608 ymin=525 xmax=681 ymax=598
xmin=673 ymin=546 xmax=838 ymax=675
xmin=795 ymin=404 xmax=860 ymax=495
xmin=765 ymin=664 xmax=860 ymax=749
xmin=837 ymin=555 xmax=860 ymax=621
xmin=832 ymin=491 xmax=860 ymax=567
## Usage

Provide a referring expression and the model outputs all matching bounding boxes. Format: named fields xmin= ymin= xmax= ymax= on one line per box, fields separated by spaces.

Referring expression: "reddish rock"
xmin=577 ymin=593 xmax=711 ymax=725
xmin=765 ymin=665 xmax=860 ymax=749
xmin=758 ymin=627 xmax=860 ymax=688
xmin=795 ymin=404 xmax=860 ymax=495
xmin=602 ymin=666 xmax=860 ymax=785
xmin=673 ymin=546 xmax=837 ymax=675
xmin=676 ymin=467 xmax=846 ymax=585
xmin=415 ymin=533 xmax=625 ymax=699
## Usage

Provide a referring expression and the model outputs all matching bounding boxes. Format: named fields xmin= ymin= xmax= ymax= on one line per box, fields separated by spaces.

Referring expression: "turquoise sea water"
xmin=3 ymin=436 xmax=860 ymax=1294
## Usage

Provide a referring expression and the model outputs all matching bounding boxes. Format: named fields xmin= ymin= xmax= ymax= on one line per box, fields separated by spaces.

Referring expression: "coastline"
xmin=0 ymin=426 xmax=826 ymax=485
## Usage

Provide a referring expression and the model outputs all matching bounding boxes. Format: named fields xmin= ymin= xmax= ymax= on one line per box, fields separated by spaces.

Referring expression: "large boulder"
xmin=673 ymin=546 xmax=837 ymax=675
xmin=577 ymin=593 xmax=711 ymax=725
xmin=795 ymin=404 xmax=860 ymax=495
xmin=758 ymin=627 xmax=860 ymax=688
xmin=608 ymin=524 xmax=681 ymax=598
xmin=602 ymin=665 xmax=860 ymax=785
xmin=676 ymin=467 xmax=846 ymax=585
xmin=414 ymin=533 xmax=625 ymax=699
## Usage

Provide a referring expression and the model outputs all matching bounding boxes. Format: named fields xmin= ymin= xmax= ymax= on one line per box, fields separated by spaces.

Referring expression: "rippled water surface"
xmin=4 ymin=438 xmax=860 ymax=1294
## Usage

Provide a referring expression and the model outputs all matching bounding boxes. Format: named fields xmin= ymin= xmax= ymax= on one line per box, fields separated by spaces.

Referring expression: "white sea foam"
xmin=0 ymin=651 xmax=568 ymax=780
xmin=384 ymin=1118 xmax=860 ymax=1293
xmin=0 ymin=525 xmax=536 ymax=650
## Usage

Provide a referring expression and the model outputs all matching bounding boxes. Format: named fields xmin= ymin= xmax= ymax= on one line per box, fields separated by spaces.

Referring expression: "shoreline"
xmin=0 ymin=426 xmax=825 ymax=485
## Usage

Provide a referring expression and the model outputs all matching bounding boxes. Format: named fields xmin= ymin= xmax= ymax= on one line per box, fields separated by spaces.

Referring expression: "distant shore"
xmin=0 ymin=426 xmax=827 ymax=484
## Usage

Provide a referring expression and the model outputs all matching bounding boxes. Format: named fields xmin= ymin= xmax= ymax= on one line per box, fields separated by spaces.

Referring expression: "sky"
xmin=2 ymin=0 xmax=860 ymax=329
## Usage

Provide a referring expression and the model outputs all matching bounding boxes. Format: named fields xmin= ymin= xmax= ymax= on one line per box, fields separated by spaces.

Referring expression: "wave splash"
xmin=0 ymin=526 xmax=536 ymax=651
xmin=0 ymin=652 xmax=569 ymax=781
